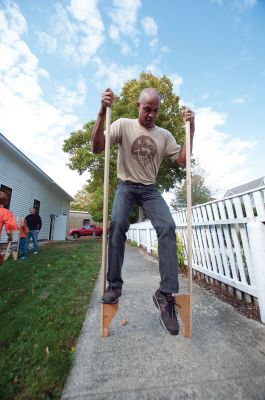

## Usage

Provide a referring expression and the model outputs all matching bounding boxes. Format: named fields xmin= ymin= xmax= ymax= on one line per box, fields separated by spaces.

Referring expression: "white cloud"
xmin=55 ymin=79 xmax=87 ymax=112
xmin=233 ymin=0 xmax=257 ymax=12
xmin=141 ymin=16 xmax=159 ymax=51
xmin=37 ymin=0 xmax=104 ymax=65
xmin=109 ymin=25 xmax=119 ymax=41
xmin=144 ymin=55 xmax=163 ymax=76
xmin=160 ymin=46 xmax=170 ymax=53
xmin=93 ymin=57 xmax=141 ymax=91
xmin=35 ymin=32 xmax=57 ymax=53
xmin=1 ymin=1 xmax=27 ymax=35
xmin=193 ymin=107 xmax=256 ymax=194
xmin=230 ymin=96 xmax=245 ymax=104
xmin=169 ymin=73 xmax=184 ymax=95
xmin=91 ymin=58 xmax=188 ymax=102
xmin=145 ymin=62 xmax=160 ymax=76
xmin=201 ymin=93 xmax=209 ymax=100
xmin=109 ymin=3 xmax=162 ymax=55
xmin=149 ymin=38 xmax=159 ymax=49
xmin=67 ymin=0 xmax=103 ymax=27
xmin=108 ymin=0 xmax=141 ymax=47
xmin=229 ymin=94 xmax=251 ymax=104
xmin=38 ymin=68 xmax=50 ymax=79
xmin=0 ymin=2 xmax=89 ymax=195
xmin=141 ymin=16 xmax=158 ymax=36
xmin=120 ymin=41 xmax=132 ymax=55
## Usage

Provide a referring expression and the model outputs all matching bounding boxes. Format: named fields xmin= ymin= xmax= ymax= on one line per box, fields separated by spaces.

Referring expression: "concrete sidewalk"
xmin=62 ymin=246 xmax=265 ymax=400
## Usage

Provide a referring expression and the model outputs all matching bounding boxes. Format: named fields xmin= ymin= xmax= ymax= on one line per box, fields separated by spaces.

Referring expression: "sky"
xmin=0 ymin=0 xmax=264 ymax=200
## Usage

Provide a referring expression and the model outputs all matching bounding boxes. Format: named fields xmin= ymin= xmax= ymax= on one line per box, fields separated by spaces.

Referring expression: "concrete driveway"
xmin=62 ymin=245 xmax=265 ymax=400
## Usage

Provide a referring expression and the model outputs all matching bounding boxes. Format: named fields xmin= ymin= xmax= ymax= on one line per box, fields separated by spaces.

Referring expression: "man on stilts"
xmin=92 ymin=87 xmax=195 ymax=335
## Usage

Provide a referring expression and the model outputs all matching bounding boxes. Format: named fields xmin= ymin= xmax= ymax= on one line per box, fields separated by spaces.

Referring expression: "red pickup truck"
xmin=69 ymin=224 xmax=103 ymax=239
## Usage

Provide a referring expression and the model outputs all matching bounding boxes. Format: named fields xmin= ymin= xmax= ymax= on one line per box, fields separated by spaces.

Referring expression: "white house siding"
xmin=0 ymin=137 xmax=71 ymax=243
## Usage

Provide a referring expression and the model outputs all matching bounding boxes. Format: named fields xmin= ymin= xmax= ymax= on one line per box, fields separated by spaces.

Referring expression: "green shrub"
xmin=176 ymin=233 xmax=186 ymax=273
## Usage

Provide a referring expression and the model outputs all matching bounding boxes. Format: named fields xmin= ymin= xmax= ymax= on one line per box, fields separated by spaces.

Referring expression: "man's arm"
xmin=176 ymin=108 xmax=195 ymax=167
xmin=91 ymin=88 xmax=115 ymax=154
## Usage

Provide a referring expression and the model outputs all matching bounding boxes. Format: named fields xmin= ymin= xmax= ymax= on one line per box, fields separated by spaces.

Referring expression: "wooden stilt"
xmin=100 ymin=106 xmax=118 ymax=337
xmin=101 ymin=303 xmax=119 ymax=337
xmin=175 ymin=294 xmax=191 ymax=337
xmin=12 ymin=232 xmax=20 ymax=261
xmin=3 ymin=241 xmax=12 ymax=261
xmin=174 ymin=119 xmax=193 ymax=337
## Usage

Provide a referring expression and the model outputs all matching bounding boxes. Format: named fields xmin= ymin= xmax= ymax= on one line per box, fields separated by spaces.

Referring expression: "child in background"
xmin=0 ymin=191 xmax=18 ymax=265
xmin=20 ymin=218 xmax=29 ymax=260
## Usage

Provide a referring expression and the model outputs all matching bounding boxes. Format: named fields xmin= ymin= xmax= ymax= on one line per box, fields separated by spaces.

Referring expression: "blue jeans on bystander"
xmin=25 ymin=230 xmax=38 ymax=256
xmin=20 ymin=237 xmax=27 ymax=258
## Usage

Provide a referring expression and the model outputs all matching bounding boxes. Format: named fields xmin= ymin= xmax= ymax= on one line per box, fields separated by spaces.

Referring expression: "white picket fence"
xmin=127 ymin=186 xmax=265 ymax=323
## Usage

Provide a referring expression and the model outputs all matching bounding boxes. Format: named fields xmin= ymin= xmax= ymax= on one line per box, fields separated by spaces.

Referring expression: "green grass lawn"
xmin=0 ymin=239 xmax=102 ymax=400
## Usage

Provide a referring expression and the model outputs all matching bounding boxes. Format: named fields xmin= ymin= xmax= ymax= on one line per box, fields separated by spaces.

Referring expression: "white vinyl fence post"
xmin=137 ymin=228 xmax=140 ymax=246
xmin=247 ymin=221 xmax=265 ymax=323
xmin=146 ymin=227 xmax=151 ymax=253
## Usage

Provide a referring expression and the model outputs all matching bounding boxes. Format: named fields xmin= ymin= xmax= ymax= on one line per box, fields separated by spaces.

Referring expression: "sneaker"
xmin=102 ymin=286 xmax=122 ymax=304
xmin=20 ymin=257 xmax=26 ymax=260
xmin=153 ymin=289 xmax=179 ymax=335
xmin=34 ymin=252 xmax=38 ymax=255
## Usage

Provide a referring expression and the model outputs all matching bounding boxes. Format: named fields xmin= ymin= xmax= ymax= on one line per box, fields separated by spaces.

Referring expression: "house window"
xmin=33 ymin=199 xmax=40 ymax=214
xmin=0 ymin=185 xmax=12 ymax=209
xmin=83 ymin=218 xmax=90 ymax=225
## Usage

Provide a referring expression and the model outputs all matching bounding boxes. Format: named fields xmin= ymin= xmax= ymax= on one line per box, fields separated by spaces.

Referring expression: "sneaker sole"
xmin=153 ymin=294 xmax=179 ymax=336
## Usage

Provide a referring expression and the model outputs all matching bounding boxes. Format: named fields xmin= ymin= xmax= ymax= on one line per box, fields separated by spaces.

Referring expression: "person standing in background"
xmin=19 ymin=217 xmax=29 ymax=260
xmin=25 ymin=208 xmax=42 ymax=256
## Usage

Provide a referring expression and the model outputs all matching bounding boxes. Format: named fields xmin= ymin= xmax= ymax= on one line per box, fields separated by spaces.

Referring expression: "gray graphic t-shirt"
xmin=108 ymin=118 xmax=181 ymax=185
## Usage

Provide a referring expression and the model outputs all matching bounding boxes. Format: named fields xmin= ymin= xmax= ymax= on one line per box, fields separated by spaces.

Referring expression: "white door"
xmin=53 ymin=215 xmax=67 ymax=241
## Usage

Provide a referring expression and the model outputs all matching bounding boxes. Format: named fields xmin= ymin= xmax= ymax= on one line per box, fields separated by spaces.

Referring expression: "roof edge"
xmin=0 ymin=132 xmax=74 ymax=202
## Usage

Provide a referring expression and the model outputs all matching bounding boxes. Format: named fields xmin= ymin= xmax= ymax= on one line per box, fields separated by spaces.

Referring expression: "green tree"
xmin=63 ymin=72 xmax=186 ymax=222
xmin=70 ymin=185 xmax=91 ymax=211
xmin=171 ymin=174 xmax=214 ymax=210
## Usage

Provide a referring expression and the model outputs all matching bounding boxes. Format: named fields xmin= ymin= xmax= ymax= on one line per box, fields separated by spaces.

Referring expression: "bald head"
xmin=138 ymin=88 xmax=160 ymax=105
xmin=137 ymin=88 xmax=160 ymax=129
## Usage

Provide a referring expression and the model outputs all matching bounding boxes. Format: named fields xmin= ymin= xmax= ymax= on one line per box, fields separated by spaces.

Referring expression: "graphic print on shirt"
xmin=131 ymin=135 xmax=157 ymax=166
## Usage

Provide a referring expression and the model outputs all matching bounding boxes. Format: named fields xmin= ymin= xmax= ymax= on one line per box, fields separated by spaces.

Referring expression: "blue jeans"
xmin=25 ymin=230 xmax=38 ymax=255
xmin=107 ymin=182 xmax=179 ymax=293
xmin=20 ymin=237 xmax=26 ymax=258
